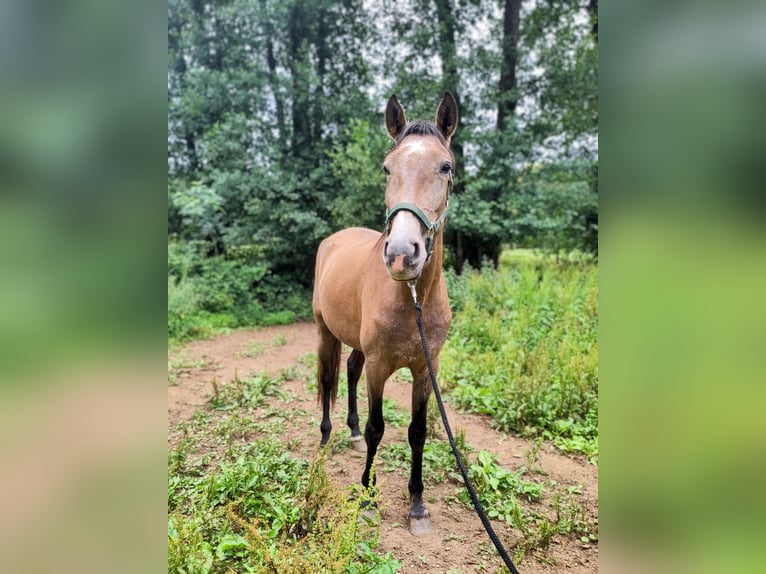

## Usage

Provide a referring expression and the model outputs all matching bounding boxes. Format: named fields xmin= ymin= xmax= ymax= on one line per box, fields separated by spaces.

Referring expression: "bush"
xmin=441 ymin=253 xmax=598 ymax=459
xmin=492 ymin=159 xmax=598 ymax=258
xmin=168 ymin=240 xmax=313 ymax=340
xmin=168 ymin=276 xmax=202 ymax=341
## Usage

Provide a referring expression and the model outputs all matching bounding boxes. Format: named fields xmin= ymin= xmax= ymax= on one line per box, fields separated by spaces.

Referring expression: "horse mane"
xmin=393 ymin=120 xmax=448 ymax=147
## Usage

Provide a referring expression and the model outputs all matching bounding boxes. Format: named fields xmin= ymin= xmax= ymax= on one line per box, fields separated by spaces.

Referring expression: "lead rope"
xmin=408 ymin=281 xmax=521 ymax=574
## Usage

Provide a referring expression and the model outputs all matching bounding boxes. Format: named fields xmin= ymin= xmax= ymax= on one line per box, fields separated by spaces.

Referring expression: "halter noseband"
xmin=384 ymin=175 xmax=452 ymax=261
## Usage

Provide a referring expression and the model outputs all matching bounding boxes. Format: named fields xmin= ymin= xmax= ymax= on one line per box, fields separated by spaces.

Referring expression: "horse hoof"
xmin=350 ymin=436 xmax=367 ymax=452
xmin=408 ymin=515 xmax=433 ymax=536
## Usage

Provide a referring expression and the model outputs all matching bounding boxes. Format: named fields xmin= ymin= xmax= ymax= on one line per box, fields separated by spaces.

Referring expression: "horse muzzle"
xmin=383 ymin=236 xmax=426 ymax=281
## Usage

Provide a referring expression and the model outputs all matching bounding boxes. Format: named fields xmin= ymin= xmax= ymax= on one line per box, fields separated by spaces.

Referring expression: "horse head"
xmin=382 ymin=92 xmax=458 ymax=281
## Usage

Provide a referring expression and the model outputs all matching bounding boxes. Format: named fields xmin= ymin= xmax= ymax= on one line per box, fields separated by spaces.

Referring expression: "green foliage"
xmin=510 ymin=161 xmax=598 ymax=256
xmin=380 ymin=432 xmax=472 ymax=486
xmin=466 ymin=451 xmax=544 ymax=505
xmin=382 ymin=397 xmax=410 ymax=428
xmin=168 ymin=436 xmax=401 ymax=573
xmin=168 ymin=513 xmax=214 ymax=574
xmin=168 ymin=0 xmax=598 ymax=300
xmin=200 ymin=443 xmax=305 ymax=529
xmin=329 ymin=119 xmax=391 ymax=231
xmin=209 ymin=372 xmax=290 ymax=411
xmin=168 ymin=275 xmax=203 ymax=341
xmin=455 ymin=449 xmax=543 ymax=537
xmin=452 ymin=449 xmax=597 ymax=562
xmin=171 ymin=181 xmax=225 ymax=240
xmin=193 ymin=254 xmax=266 ymax=316
xmin=167 ymin=240 xmax=312 ymax=341
xmin=441 ymin=252 xmax=598 ymax=460
xmin=523 ymin=1 xmax=598 ymax=147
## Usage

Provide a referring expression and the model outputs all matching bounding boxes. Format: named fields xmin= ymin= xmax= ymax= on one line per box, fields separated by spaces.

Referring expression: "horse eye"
xmin=382 ymin=164 xmax=390 ymax=175
xmin=440 ymin=162 xmax=452 ymax=174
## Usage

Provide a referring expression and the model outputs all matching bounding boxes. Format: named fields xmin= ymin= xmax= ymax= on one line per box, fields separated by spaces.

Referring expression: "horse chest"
xmin=362 ymin=300 xmax=450 ymax=368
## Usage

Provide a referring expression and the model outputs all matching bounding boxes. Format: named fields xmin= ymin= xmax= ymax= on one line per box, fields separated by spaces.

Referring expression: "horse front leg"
xmin=408 ymin=364 xmax=434 ymax=535
xmin=361 ymin=366 xmax=387 ymax=498
xmin=346 ymin=350 xmax=367 ymax=452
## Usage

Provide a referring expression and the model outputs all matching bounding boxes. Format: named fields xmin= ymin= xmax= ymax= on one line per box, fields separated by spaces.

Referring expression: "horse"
xmin=312 ymin=92 xmax=458 ymax=535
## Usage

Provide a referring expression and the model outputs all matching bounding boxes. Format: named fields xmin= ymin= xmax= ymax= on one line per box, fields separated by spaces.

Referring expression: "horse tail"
xmin=317 ymin=333 xmax=341 ymax=407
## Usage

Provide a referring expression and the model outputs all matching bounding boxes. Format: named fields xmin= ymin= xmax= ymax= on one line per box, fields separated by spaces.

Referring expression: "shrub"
xmin=441 ymin=252 xmax=598 ymax=459
xmin=168 ymin=276 xmax=202 ymax=341
xmin=167 ymin=239 xmax=313 ymax=339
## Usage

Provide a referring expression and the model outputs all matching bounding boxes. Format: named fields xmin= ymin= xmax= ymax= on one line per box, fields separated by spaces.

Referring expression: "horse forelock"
xmin=388 ymin=121 xmax=451 ymax=156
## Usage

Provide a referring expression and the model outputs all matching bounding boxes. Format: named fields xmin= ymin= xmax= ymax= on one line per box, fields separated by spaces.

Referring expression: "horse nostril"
xmin=412 ymin=242 xmax=420 ymax=258
xmin=384 ymin=242 xmax=389 ymax=257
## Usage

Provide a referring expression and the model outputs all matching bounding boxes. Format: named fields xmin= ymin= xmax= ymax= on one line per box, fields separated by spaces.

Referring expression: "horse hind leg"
xmin=346 ymin=350 xmax=366 ymax=452
xmin=317 ymin=326 xmax=341 ymax=448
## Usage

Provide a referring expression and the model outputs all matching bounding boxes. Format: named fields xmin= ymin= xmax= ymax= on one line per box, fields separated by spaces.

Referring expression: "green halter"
xmin=384 ymin=176 xmax=452 ymax=261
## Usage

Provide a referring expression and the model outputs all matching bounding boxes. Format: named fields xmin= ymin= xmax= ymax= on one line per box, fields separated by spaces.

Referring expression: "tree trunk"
xmin=496 ymin=0 xmax=521 ymax=132
xmin=260 ymin=0 xmax=286 ymax=149
xmin=434 ymin=0 xmax=469 ymax=272
xmin=312 ymin=4 xmax=329 ymax=155
xmin=434 ymin=0 xmax=463 ymax=179
xmin=288 ymin=2 xmax=312 ymax=158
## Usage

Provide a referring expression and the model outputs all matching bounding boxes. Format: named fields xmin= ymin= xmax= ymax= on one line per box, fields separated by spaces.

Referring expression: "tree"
xmin=496 ymin=0 xmax=522 ymax=133
xmin=168 ymin=0 xmax=599 ymax=313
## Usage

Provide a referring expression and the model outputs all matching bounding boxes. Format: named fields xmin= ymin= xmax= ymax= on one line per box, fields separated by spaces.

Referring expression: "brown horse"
xmin=312 ymin=92 xmax=458 ymax=535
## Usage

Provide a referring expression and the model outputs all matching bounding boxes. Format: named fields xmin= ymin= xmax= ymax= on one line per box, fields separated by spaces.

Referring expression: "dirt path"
xmin=168 ymin=324 xmax=598 ymax=573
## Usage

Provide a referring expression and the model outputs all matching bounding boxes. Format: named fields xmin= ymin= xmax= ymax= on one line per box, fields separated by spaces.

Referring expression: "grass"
xmin=452 ymin=448 xmax=596 ymax=563
xmin=168 ymin=352 xmax=220 ymax=384
xmin=238 ymin=341 xmax=267 ymax=358
xmin=378 ymin=430 xmax=471 ymax=485
xmin=442 ymin=252 xmax=598 ymax=462
xmin=169 ymin=372 xmax=401 ymax=573
xmin=373 ymin=417 xmax=597 ymax=563
xmin=209 ymin=372 xmax=292 ymax=411
xmin=169 ymin=436 xmax=401 ymax=573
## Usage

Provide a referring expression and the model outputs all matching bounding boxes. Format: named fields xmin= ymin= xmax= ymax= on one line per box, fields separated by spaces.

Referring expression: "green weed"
xmin=238 ymin=341 xmax=266 ymax=358
xmin=168 ymin=353 xmax=220 ymax=387
xmin=167 ymin=240 xmax=313 ymax=342
xmin=379 ymin=431 xmax=471 ymax=486
xmin=509 ymin=488 xmax=597 ymax=563
xmin=441 ymin=256 xmax=598 ymax=460
xmin=426 ymin=393 xmax=440 ymax=439
xmin=382 ymin=397 xmax=409 ymax=427
xmin=210 ymin=372 xmax=289 ymax=411
xmin=272 ymin=334 xmax=287 ymax=347
xmin=459 ymin=450 xmax=543 ymax=528
xmin=168 ymin=436 xmax=400 ymax=573
xmin=524 ymin=437 xmax=546 ymax=474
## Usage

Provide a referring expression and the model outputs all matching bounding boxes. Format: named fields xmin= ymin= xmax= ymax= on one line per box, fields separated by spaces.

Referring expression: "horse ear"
xmin=435 ymin=91 xmax=458 ymax=142
xmin=385 ymin=94 xmax=407 ymax=140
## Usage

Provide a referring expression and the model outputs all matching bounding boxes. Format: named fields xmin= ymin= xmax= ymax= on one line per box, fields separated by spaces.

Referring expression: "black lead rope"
xmin=409 ymin=284 xmax=521 ymax=574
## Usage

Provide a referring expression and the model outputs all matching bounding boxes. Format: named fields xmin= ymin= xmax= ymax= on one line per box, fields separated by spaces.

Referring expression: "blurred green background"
xmin=601 ymin=1 xmax=766 ymax=572
xmin=0 ymin=1 xmax=165 ymax=573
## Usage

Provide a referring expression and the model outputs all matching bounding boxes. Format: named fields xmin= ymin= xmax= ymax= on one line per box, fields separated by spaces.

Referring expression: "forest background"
xmin=167 ymin=0 xmax=598 ymax=335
